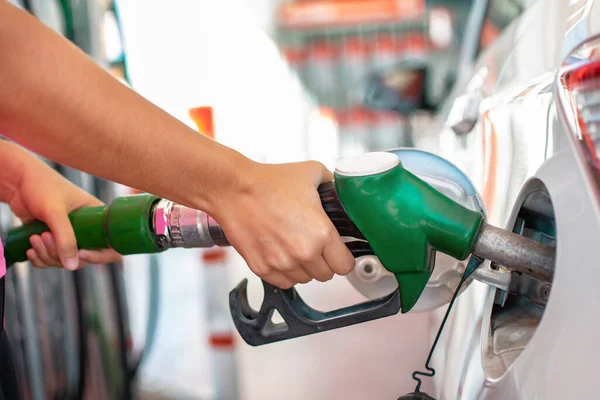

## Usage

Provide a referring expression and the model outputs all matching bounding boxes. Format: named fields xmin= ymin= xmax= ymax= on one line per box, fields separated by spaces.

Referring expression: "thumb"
xmin=304 ymin=161 xmax=334 ymax=185
xmin=44 ymin=208 xmax=79 ymax=270
xmin=322 ymin=168 xmax=334 ymax=183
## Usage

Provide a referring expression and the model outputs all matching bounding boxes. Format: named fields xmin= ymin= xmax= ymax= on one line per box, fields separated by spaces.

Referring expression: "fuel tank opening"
xmin=483 ymin=179 xmax=556 ymax=379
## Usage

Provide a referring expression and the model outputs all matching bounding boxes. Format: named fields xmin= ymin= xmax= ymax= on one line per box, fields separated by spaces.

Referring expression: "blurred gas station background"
xmin=3 ymin=0 xmax=482 ymax=399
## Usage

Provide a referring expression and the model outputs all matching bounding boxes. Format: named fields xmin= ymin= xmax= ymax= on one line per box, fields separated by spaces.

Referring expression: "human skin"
xmin=0 ymin=2 xmax=354 ymax=287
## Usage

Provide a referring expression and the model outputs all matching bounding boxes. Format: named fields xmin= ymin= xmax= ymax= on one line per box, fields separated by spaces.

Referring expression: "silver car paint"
xmin=415 ymin=0 xmax=600 ymax=398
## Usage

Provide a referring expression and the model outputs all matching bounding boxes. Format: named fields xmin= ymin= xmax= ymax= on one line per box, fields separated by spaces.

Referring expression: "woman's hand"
xmin=0 ymin=4 xmax=352 ymax=284
xmin=211 ymin=160 xmax=355 ymax=289
xmin=0 ymin=143 xmax=120 ymax=270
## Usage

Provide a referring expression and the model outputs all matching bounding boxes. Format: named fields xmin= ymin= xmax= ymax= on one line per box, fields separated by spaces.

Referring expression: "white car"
xmin=415 ymin=0 xmax=600 ymax=398
xmin=348 ymin=0 xmax=600 ymax=398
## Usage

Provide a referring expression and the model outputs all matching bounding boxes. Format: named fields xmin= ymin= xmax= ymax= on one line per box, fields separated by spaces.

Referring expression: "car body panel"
xmin=415 ymin=0 xmax=600 ymax=398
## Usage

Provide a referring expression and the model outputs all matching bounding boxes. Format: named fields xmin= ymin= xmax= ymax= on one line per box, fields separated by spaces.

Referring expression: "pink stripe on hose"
xmin=0 ymin=241 xmax=6 ymax=278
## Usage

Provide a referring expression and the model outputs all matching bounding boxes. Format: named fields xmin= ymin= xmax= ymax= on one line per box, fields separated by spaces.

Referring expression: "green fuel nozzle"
xmin=334 ymin=152 xmax=555 ymax=312
xmin=334 ymin=152 xmax=484 ymax=312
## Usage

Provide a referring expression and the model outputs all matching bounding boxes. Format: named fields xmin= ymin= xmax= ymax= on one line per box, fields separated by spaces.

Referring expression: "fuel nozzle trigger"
xmin=228 ymin=181 xmax=402 ymax=346
xmin=229 ymin=277 xmax=400 ymax=346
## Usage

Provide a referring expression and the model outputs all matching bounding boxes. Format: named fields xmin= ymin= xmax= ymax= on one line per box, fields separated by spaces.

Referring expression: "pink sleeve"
xmin=0 ymin=241 xmax=6 ymax=278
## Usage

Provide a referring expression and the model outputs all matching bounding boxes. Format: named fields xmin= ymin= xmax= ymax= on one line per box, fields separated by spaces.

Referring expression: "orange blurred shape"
xmin=480 ymin=20 xmax=500 ymax=50
xmin=282 ymin=46 xmax=306 ymax=65
xmin=209 ymin=332 xmax=235 ymax=349
xmin=280 ymin=0 xmax=425 ymax=29
xmin=309 ymin=40 xmax=338 ymax=60
xmin=350 ymin=106 xmax=373 ymax=125
xmin=374 ymin=34 xmax=397 ymax=54
xmin=344 ymin=37 xmax=369 ymax=57
xmin=189 ymin=106 xmax=215 ymax=139
xmin=334 ymin=108 xmax=350 ymax=127
xmin=318 ymin=105 xmax=337 ymax=120
xmin=202 ymin=248 xmax=227 ymax=264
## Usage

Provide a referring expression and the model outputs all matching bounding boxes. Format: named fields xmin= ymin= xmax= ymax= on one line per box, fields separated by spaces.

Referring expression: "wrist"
xmin=186 ymin=143 xmax=258 ymax=218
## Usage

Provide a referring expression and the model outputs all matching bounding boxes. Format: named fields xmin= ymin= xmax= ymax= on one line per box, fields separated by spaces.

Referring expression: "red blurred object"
xmin=202 ymin=248 xmax=227 ymax=264
xmin=345 ymin=37 xmax=369 ymax=57
xmin=280 ymin=0 xmax=425 ymax=30
xmin=189 ymin=106 xmax=215 ymax=139
xmin=335 ymin=108 xmax=351 ymax=127
xmin=374 ymin=35 xmax=398 ymax=54
xmin=282 ymin=46 xmax=306 ymax=65
xmin=480 ymin=20 xmax=500 ymax=50
xmin=349 ymin=106 xmax=373 ymax=124
xmin=403 ymin=32 xmax=427 ymax=53
xmin=310 ymin=40 xmax=338 ymax=60
xmin=209 ymin=332 xmax=235 ymax=349
xmin=562 ymin=58 xmax=600 ymax=167
xmin=403 ymin=70 xmax=426 ymax=99
xmin=282 ymin=46 xmax=306 ymax=77
xmin=563 ymin=58 xmax=600 ymax=88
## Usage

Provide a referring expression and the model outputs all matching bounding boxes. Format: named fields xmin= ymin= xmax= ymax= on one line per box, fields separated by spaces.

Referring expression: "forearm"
xmin=0 ymin=2 xmax=251 ymax=214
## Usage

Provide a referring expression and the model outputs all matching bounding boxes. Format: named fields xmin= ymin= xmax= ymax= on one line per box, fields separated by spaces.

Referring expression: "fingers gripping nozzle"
xmin=2 ymin=181 xmax=397 ymax=347
xmin=317 ymin=181 xmax=375 ymax=258
xmin=228 ymin=181 xmax=399 ymax=346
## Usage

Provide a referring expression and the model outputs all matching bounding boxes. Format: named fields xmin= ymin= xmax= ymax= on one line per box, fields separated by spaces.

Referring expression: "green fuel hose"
xmin=3 ymin=195 xmax=162 ymax=267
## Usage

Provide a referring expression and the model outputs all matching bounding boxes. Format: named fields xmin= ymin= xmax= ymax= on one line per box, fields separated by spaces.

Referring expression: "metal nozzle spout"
xmin=471 ymin=223 xmax=555 ymax=282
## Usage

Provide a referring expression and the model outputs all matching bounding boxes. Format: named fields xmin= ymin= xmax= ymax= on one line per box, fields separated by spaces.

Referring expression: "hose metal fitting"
xmin=152 ymin=199 xmax=229 ymax=249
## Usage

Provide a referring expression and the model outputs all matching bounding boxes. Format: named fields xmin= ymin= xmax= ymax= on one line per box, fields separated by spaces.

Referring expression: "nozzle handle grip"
xmin=3 ymin=195 xmax=161 ymax=267
xmin=3 ymin=206 xmax=107 ymax=266
xmin=318 ymin=181 xmax=365 ymax=240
